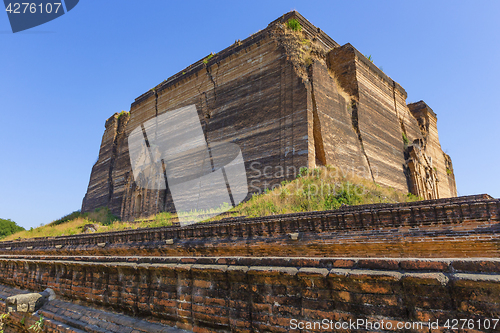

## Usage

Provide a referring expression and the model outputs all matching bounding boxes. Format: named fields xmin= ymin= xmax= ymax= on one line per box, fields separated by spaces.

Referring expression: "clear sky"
xmin=1 ymin=1 xmax=499 ymax=229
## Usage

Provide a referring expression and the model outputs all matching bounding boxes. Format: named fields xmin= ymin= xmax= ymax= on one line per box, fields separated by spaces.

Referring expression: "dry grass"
xmin=1 ymin=215 xmax=176 ymax=242
xmin=2 ymin=217 xmax=92 ymax=241
xmin=2 ymin=166 xmax=420 ymax=241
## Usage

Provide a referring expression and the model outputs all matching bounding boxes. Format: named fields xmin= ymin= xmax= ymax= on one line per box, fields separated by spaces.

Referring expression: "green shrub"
xmin=29 ymin=314 xmax=43 ymax=332
xmin=286 ymin=18 xmax=302 ymax=32
xmin=0 ymin=219 xmax=24 ymax=239
xmin=402 ymin=132 xmax=409 ymax=145
xmin=117 ymin=110 xmax=128 ymax=120
xmin=406 ymin=193 xmax=420 ymax=201
xmin=0 ymin=312 xmax=10 ymax=333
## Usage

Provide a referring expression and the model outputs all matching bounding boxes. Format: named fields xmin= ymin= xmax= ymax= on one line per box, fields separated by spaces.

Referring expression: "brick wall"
xmin=82 ymin=11 xmax=333 ymax=220
xmin=0 ymin=195 xmax=498 ymax=331
xmin=82 ymin=11 xmax=457 ymax=221
xmin=0 ymin=256 xmax=499 ymax=332
xmin=0 ymin=284 xmax=186 ymax=333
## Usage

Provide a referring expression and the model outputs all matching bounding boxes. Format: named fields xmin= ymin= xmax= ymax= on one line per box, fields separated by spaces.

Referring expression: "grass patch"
xmin=86 ymin=207 xmax=119 ymax=225
xmin=2 ymin=166 xmax=422 ymax=241
xmin=203 ymin=53 xmax=214 ymax=64
xmin=50 ymin=211 xmax=82 ymax=226
xmin=234 ymin=166 xmax=420 ymax=218
xmin=50 ymin=207 xmax=118 ymax=227
xmin=301 ymin=38 xmax=311 ymax=46
xmin=1 ymin=207 xmax=120 ymax=241
xmin=286 ymin=18 xmax=302 ymax=32
xmin=2 ymin=217 xmax=92 ymax=241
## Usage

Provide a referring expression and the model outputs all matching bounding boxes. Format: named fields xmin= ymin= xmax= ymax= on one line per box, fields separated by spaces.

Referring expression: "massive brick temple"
xmin=81 ymin=11 xmax=457 ymax=220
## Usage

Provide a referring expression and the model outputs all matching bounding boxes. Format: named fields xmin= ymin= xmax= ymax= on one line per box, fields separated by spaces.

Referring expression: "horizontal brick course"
xmin=0 ymin=257 xmax=498 ymax=332
xmin=0 ymin=195 xmax=498 ymax=332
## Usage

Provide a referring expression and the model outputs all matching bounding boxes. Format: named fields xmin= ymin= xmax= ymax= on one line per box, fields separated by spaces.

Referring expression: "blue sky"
xmin=1 ymin=1 xmax=499 ymax=229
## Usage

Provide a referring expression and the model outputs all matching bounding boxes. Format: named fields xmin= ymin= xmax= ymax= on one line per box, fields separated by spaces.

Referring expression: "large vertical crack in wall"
xmin=107 ymin=113 xmax=130 ymax=208
xmin=153 ymin=90 xmax=163 ymax=212
xmin=393 ymin=82 xmax=415 ymax=193
xmin=107 ymin=128 xmax=119 ymax=203
xmin=197 ymin=62 xmax=219 ymax=128
xmin=206 ymin=65 xmax=218 ymax=103
xmin=350 ymin=100 xmax=375 ymax=182
xmin=154 ymin=89 xmax=159 ymax=118
xmin=308 ymin=70 xmax=326 ymax=166
xmin=392 ymin=81 xmax=408 ymax=142
xmin=204 ymin=63 xmax=220 ymax=172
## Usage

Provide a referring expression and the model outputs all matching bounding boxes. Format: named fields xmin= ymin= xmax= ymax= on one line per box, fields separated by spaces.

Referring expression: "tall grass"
xmin=235 ymin=166 xmax=419 ymax=218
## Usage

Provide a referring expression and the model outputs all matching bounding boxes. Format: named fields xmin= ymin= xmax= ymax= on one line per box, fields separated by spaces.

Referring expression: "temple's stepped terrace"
xmin=1 ymin=194 xmax=498 ymax=258
xmin=0 ymin=195 xmax=498 ymax=332
xmin=0 ymin=256 xmax=499 ymax=332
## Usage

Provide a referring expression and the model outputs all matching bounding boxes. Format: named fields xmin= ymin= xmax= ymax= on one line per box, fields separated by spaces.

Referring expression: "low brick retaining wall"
xmin=1 ymin=195 xmax=499 ymax=331
xmin=0 ymin=256 xmax=499 ymax=332
xmin=0 ymin=284 xmax=187 ymax=333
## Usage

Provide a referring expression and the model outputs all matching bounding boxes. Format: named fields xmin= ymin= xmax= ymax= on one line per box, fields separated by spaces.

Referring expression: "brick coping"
xmin=0 ymin=255 xmax=499 ymax=274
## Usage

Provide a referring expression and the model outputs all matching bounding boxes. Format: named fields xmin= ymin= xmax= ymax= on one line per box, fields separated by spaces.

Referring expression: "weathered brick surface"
xmin=82 ymin=12 xmax=330 ymax=220
xmin=81 ymin=11 xmax=456 ymax=221
xmin=0 ymin=258 xmax=499 ymax=332
xmin=0 ymin=285 xmax=187 ymax=333
xmin=0 ymin=189 xmax=498 ymax=333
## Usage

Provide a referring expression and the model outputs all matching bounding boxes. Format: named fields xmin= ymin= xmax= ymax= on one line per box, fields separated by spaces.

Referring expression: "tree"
xmin=0 ymin=218 xmax=25 ymax=238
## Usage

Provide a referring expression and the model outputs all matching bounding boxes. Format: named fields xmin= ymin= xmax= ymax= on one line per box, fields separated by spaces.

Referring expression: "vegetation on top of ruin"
xmin=273 ymin=18 xmax=327 ymax=82
xmin=202 ymin=53 xmax=214 ymax=64
xmin=232 ymin=166 xmax=420 ymax=218
xmin=117 ymin=110 xmax=129 ymax=120
xmin=1 ymin=166 xmax=420 ymax=241
xmin=286 ymin=18 xmax=302 ymax=32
